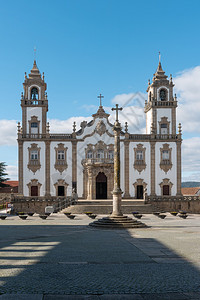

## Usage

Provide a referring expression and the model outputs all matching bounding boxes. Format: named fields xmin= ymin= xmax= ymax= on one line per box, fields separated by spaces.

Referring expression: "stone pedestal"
xmin=111 ymin=191 xmax=123 ymax=217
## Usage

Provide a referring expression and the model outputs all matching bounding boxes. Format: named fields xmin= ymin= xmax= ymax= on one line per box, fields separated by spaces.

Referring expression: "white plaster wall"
xmin=23 ymin=141 xmax=46 ymax=196
xmin=157 ymin=108 xmax=172 ymax=134
xmin=129 ymin=142 xmax=151 ymax=197
xmin=76 ymin=117 xmax=114 ymax=140
xmin=146 ymin=111 xmax=152 ymax=134
xmin=50 ymin=142 xmax=72 ymax=196
xmin=27 ymin=107 xmax=42 ymax=133
xmin=155 ymin=142 xmax=177 ymax=196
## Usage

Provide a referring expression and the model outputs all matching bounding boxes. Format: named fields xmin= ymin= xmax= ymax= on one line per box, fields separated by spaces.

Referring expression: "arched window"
xmin=31 ymin=87 xmax=39 ymax=100
xmin=149 ymin=91 xmax=151 ymax=102
xmin=160 ymin=89 xmax=166 ymax=101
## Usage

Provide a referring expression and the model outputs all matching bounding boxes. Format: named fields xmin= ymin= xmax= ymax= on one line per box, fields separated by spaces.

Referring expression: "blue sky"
xmin=0 ymin=0 xmax=200 ymax=181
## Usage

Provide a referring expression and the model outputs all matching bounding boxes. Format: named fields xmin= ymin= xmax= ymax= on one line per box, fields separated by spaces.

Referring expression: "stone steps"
xmin=61 ymin=199 xmax=156 ymax=214
xmin=89 ymin=215 xmax=148 ymax=229
xmin=76 ymin=199 xmax=145 ymax=206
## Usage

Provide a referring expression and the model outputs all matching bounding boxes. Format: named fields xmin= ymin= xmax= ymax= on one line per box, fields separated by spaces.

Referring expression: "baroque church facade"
xmin=17 ymin=60 xmax=182 ymax=201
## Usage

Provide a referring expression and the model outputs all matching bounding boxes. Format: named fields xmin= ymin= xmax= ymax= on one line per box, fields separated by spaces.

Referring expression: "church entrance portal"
xmin=96 ymin=172 xmax=107 ymax=199
xmin=137 ymin=185 xmax=143 ymax=199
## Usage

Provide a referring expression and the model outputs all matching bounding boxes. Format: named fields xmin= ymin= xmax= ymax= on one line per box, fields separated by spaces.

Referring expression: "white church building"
xmin=17 ymin=60 xmax=182 ymax=201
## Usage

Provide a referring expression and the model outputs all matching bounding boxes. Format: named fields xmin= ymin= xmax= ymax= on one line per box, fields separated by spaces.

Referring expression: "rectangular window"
xmin=136 ymin=150 xmax=143 ymax=160
xmin=31 ymin=122 xmax=38 ymax=128
xmin=97 ymin=149 xmax=104 ymax=159
xmin=162 ymin=150 xmax=169 ymax=160
xmin=108 ymin=150 xmax=114 ymax=160
xmin=58 ymin=150 xmax=65 ymax=160
xmin=87 ymin=150 xmax=93 ymax=159
xmin=31 ymin=150 xmax=38 ymax=160
xmin=161 ymin=123 xmax=168 ymax=134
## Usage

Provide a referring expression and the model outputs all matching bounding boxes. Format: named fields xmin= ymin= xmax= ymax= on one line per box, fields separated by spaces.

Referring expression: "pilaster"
xmin=72 ymin=141 xmax=77 ymax=191
xmin=18 ymin=141 xmax=23 ymax=195
xmin=45 ymin=141 xmax=50 ymax=196
xmin=176 ymin=140 xmax=182 ymax=196
xmin=172 ymin=107 xmax=176 ymax=135
xmin=150 ymin=141 xmax=156 ymax=196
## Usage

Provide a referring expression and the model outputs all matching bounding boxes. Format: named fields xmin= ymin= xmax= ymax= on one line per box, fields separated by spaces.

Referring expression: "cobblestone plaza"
xmin=0 ymin=213 xmax=200 ymax=299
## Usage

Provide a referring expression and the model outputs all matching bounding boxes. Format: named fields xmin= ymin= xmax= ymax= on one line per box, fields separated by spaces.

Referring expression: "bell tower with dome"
xmin=21 ymin=60 xmax=48 ymax=137
xmin=145 ymin=59 xmax=177 ymax=136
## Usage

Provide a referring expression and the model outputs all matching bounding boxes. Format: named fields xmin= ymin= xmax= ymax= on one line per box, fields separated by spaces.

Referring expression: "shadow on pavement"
xmin=0 ymin=223 xmax=199 ymax=297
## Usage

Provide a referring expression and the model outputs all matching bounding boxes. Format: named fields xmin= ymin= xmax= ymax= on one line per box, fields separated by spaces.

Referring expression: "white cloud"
xmin=0 ymin=120 xmax=17 ymax=146
xmin=111 ymin=92 xmax=146 ymax=107
xmin=174 ymin=66 xmax=200 ymax=133
xmin=48 ymin=117 xmax=92 ymax=133
xmin=6 ymin=165 xmax=18 ymax=180
xmin=182 ymin=137 xmax=200 ymax=173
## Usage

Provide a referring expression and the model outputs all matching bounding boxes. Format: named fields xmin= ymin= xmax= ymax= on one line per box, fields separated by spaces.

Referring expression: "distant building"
xmin=0 ymin=181 xmax=18 ymax=194
xmin=182 ymin=187 xmax=200 ymax=196
xmin=17 ymin=60 xmax=182 ymax=201
xmin=0 ymin=181 xmax=18 ymax=203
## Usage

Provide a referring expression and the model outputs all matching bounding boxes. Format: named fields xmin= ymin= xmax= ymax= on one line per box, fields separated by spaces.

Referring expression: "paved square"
xmin=0 ymin=213 xmax=200 ymax=299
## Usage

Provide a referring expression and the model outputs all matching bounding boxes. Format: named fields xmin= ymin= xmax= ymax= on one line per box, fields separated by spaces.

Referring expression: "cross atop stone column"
xmin=97 ymin=94 xmax=104 ymax=106
xmin=111 ymin=104 xmax=123 ymax=123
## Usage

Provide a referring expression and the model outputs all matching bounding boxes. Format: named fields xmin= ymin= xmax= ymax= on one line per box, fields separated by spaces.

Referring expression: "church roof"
xmin=92 ymin=105 xmax=110 ymax=119
xmin=153 ymin=61 xmax=168 ymax=80
xmin=29 ymin=60 xmax=41 ymax=78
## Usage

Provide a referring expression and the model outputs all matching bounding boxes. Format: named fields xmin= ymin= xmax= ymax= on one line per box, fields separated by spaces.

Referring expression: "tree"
xmin=0 ymin=162 xmax=9 ymax=187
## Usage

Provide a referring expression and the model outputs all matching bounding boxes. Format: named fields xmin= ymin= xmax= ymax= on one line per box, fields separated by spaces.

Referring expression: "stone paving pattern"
xmin=0 ymin=213 xmax=200 ymax=299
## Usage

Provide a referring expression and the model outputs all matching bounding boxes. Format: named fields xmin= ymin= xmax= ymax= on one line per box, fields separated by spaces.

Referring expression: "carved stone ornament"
xmin=27 ymin=179 xmax=42 ymax=196
xmin=54 ymin=143 xmax=68 ymax=174
xmin=95 ymin=120 xmax=106 ymax=136
xmin=27 ymin=143 xmax=41 ymax=174
xmin=160 ymin=143 xmax=172 ymax=173
xmin=133 ymin=144 xmax=146 ymax=174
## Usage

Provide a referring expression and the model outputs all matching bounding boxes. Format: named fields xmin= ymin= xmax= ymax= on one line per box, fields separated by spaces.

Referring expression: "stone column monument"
xmin=111 ymin=104 xmax=123 ymax=216
xmin=89 ymin=104 xmax=147 ymax=228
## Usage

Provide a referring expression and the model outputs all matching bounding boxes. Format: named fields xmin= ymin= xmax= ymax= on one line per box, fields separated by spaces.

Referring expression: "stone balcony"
xmin=82 ymin=158 xmax=114 ymax=166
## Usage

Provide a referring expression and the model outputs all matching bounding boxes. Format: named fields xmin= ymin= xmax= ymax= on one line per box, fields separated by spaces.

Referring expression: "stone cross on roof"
xmin=97 ymin=94 xmax=104 ymax=106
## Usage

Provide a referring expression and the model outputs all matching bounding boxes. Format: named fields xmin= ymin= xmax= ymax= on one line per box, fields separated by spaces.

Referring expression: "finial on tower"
xmin=125 ymin=122 xmax=128 ymax=133
xmin=34 ymin=46 xmax=36 ymax=62
xmin=46 ymin=122 xmax=50 ymax=134
xmin=178 ymin=123 xmax=182 ymax=135
xmin=151 ymin=123 xmax=154 ymax=134
xmin=159 ymin=51 xmax=161 ymax=63
xmin=73 ymin=121 xmax=76 ymax=133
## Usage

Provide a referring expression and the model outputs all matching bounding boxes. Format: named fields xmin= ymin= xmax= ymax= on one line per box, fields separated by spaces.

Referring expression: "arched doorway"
xmin=96 ymin=172 xmax=107 ymax=199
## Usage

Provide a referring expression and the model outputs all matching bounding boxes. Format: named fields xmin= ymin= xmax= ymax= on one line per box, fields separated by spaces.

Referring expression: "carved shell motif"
xmin=95 ymin=121 xmax=106 ymax=136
